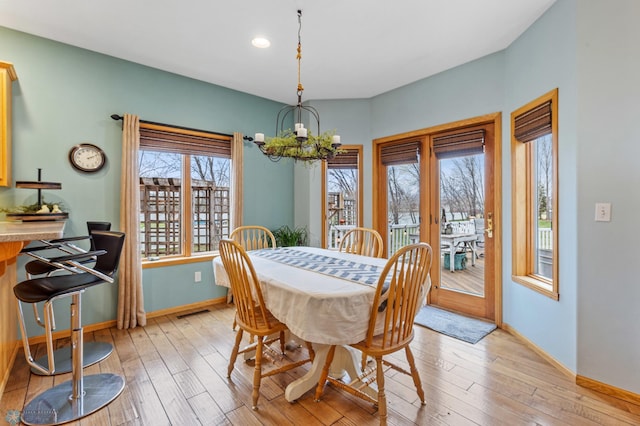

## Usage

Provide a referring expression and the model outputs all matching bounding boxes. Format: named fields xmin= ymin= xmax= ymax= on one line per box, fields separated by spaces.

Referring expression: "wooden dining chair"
xmin=314 ymin=242 xmax=433 ymax=425
xmin=338 ymin=227 xmax=384 ymax=258
xmin=228 ymin=225 xmax=276 ymax=331
xmin=230 ymin=225 xmax=276 ymax=250
xmin=218 ymin=239 xmax=314 ymax=410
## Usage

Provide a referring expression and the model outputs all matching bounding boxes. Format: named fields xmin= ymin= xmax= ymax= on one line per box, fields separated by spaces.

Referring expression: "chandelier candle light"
xmin=245 ymin=10 xmax=343 ymax=162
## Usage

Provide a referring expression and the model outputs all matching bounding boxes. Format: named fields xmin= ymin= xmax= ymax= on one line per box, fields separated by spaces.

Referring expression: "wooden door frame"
xmin=372 ymin=112 xmax=502 ymax=326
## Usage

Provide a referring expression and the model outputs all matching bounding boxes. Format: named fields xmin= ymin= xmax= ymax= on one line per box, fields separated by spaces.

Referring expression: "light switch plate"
xmin=595 ymin=203 xmax=611 ymax=222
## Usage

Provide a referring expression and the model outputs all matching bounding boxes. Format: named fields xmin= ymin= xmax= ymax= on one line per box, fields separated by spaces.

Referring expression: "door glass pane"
xmin=387 ymin=163 xmax=420 ymax=256
xmin=439 ymin=153 xmax=485 ymax=296
xmin=327 ymin=167 xmax=358 ymax=249
xmin=532 ymin=134 xmax=553 ymax=279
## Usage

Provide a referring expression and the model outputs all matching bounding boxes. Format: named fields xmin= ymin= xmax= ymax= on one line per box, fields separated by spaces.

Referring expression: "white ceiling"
xmin=0 ymin=0 xmax=556 ymax=104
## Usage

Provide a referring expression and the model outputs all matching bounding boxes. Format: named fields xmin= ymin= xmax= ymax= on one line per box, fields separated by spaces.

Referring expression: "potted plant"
xmin=271 ymin=225 xmax=308 ymax=247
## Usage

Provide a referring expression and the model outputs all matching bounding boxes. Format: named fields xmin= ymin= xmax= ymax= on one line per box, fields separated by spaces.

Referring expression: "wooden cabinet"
xmin=0 ymin=221 xmax=65 ymax=397
xmin=0 ymin=61 xmax=17 ymax=187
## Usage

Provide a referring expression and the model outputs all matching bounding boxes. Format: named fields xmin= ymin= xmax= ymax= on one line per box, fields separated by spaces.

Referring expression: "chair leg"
xmin=279 ymin=330 xmax=285 ymax=355
xmin=252 ymin=337 xmax=264 ymax=410
xmin=305 ymin=341 xmax=315 ymax=362
xmin=375 ymin=356 xmax=388 ymax=426
xmin=228 ymin=329 xmax=244 ymax=378
xmin=314 ymin=345 xmax=336 ymax=401
xmin=405 ymin=346 xmax=426 ymax=404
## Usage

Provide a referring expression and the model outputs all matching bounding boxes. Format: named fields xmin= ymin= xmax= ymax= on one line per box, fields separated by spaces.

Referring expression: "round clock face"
xmin=69 ymin=143 xmax=106 ymax=173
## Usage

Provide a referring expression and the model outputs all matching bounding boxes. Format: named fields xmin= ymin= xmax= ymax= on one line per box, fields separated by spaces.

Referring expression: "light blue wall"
xmin=0 ymin=27 xmax=294 ymax=333
xmin=503 ymin=0 xmax=578 ymax=371
xmin=296 ymin=99 xmax=371 ymax=246
xmin=576 ymin=0 xmax=640 ymax=393
xmin=370 ymin=52 xmax=505 ymax=138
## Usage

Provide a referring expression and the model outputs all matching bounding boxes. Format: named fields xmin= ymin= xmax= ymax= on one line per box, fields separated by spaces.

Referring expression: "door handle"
xmin=485 ymin=212 xmax=493 ymax=238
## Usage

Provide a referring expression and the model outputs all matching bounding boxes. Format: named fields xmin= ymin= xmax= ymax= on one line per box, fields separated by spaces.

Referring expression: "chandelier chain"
xmin=248 ymin=8 xmax=342 ymax=163
xmin=297 ymin=9 xmax=303 ymax=93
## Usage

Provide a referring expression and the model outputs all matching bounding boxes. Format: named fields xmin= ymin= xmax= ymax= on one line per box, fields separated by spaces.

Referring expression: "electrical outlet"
xmin=595 ymin=203 xmax=611 ymax=222
xmin=194 ymin=271 xmax=202 ymax=282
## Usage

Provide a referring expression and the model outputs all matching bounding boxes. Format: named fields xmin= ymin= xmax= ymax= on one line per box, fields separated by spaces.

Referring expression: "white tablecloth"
xmin=213 ymin=246 xmax=387 ymax=345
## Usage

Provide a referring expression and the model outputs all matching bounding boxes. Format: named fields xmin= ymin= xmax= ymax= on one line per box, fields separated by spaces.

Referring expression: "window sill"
xmin=142 ymin=253 xmax=217 ymax=269
xmin=512 ymin=274 xmax=559 ymax=301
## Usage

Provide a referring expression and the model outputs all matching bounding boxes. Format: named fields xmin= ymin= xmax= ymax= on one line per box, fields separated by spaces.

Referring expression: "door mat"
xmin=414 ymin=305 xmax=496 ymax=344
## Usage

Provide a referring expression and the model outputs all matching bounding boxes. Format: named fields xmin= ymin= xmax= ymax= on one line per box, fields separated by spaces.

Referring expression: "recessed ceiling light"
xmin=251 ymin=37 xmax=271 ymax=48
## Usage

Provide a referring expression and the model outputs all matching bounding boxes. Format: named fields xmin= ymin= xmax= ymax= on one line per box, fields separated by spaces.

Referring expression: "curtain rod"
xmin=110 ymin=114 xmax=233 ymax=138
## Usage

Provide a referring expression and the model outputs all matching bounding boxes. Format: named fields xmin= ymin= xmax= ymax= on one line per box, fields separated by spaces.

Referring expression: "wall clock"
xmin=69 ymin=143 xmax=106 ymax=173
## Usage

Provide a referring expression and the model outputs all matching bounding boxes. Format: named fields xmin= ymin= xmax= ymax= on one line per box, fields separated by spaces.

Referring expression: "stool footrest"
xmin=30 ymin=341 xmax=113 ymax=376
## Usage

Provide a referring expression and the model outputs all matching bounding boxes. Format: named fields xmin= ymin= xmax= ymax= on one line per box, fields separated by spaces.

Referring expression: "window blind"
xmin=327 ymin=148 xmax=358 ymax=169
xmin=514 ymin=100 xmax=552 ymax=142
xmin=433 ymin=127 xmax=485 ymax=159
xmin=139 ymin=124 xmax=232 ymax=158
xmin=380 ymin=140 xmax=420 ymax=165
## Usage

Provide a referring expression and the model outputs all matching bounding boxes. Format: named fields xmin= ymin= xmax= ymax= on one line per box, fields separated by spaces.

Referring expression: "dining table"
xmin=212 ymin=245 xmax=392 ymax=402
xmin=440 ymin=232 xmax=477 ymax=272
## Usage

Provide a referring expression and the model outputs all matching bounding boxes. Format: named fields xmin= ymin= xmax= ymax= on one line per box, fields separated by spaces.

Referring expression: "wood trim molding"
xmin=145 ymin=297 xmax=227 ymax=320
xmin=373 ymin=112 xmax=501 ymax=144
xmin=21 ymin=297 xmax=228 ymax=346
xmin=501 ymin=322 xmax=575 ymax=379
xmin=232 ymin=132 xmax=244 ymax=229
xmin=576 ymin=375 xmax=640 ymax=406
xmin=503 ymin=322 xmax=640 ymax=404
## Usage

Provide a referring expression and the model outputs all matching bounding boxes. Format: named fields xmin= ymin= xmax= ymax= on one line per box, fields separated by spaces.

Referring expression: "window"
xmin=322 ymin=146 xmax=363 ymax=249
xmin=380 ymin=140 xmax=421 ymax=257
xmin=138 ymin=123 xmax=242 ymax=263
xmin=511 ymin=89 xmax=559 ymax=299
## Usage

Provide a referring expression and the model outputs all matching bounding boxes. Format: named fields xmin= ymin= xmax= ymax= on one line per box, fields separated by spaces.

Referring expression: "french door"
xmin=373 ymin=113 xmax=501 ymax=322
xmin=428 ymin=119 xmax=498 ymax=320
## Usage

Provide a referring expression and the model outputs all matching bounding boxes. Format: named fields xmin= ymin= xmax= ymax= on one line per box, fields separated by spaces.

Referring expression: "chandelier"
xmin=244 ymin=10 xmax=343 ymax=162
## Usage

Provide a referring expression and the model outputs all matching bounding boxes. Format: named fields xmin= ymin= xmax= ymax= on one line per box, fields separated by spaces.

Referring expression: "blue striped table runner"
xmin=251 ymin=247 xmax=383 ymax=286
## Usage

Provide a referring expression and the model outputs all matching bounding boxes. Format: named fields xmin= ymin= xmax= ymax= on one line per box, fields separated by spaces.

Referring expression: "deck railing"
xmin=388 ymin=224 xmax=421 ymax=256
xmin=538 ymin=228 xmax=552 ymax=250
xmin=327 ymin=223 xmax=420 ymax=257
xmin=328 ymin=224 xmax=553 ymax=255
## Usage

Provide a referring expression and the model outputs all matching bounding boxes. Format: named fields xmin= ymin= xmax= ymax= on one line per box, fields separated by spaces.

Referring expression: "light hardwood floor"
xmin=2 ymin=303 xmax=640 ymax=425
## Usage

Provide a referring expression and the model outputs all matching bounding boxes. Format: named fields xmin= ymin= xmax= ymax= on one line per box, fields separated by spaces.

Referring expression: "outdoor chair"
xmin=315 ymin=242 xmax=433 ymax=425
xmin=218 ymin=239 xmax=314 ymax=410
xmin=338 ymin=227 xmax=384 ymax=258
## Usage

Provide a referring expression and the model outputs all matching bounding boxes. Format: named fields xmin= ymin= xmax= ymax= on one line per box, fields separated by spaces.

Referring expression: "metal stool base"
xmin=21 ymin=373 xmax=124 ymax=426
xmin=31 ymin=342 xmax=113 ymax=375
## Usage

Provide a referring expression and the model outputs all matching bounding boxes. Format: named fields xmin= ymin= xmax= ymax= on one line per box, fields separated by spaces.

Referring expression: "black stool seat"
xmin=15 ymin=262 xmax=109 ymax=303
xmin=25 ymin=259 xmax=64 ymax=276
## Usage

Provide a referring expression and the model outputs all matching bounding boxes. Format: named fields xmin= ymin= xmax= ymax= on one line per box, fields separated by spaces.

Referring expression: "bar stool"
xmin=22 ymin=221 xmax=113 ymax=375
xmin=14 ymin=231 xmax=126 ymax=425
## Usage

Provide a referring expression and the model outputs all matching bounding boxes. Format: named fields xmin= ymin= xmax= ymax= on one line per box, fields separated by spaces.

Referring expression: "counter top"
xmin=0 ymin=221 xmax=65 ymax=242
